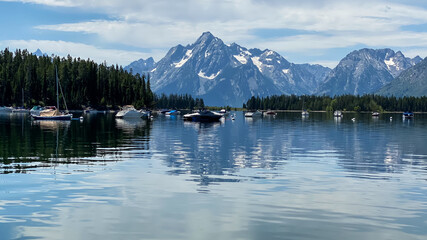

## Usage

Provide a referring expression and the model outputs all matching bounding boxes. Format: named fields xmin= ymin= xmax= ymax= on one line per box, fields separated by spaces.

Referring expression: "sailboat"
xmin=32 ymin=67 xmax=72 ymax=120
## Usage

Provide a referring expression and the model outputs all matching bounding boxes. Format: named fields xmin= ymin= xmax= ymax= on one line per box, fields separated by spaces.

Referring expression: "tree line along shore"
xmin=1 ymin=48 xmax=426 ymax=112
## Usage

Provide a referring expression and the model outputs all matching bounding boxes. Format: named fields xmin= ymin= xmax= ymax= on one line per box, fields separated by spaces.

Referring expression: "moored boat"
xmin=372 ymin=112 xmax=380 ymax=117
xmin=32 ymin=106 xmax=72 ymax=120
xmin=265 ymin=110 xmax=277 ymax=116
xmin=333 ymin=110 xmax=343 ymax=117
xmin=218 ymin=109 xmax=230 ymax=116
xmin=12 ymin=107 xmax=29 ymax=113
xmin=165 ymin=110 xmax=181 ymax=115
xmin=30 ymin=106 xmax=45 ymax=116
xmin=245 ymin=110 xmax=262 ymax=117
xmin=403 ymin=112 xmax=414 ymax=119
xmin=183 ymin=110 xmax=223 ymax=122
xmin=0 ymin=106 xmax=13 ymax=113
xmin=116 ymin=105 xmax=146 ymax=119
xmin=302 ymin=110 xmax=309 ymax=116
xmin=31 ymin=67 xmax=72 ymax=121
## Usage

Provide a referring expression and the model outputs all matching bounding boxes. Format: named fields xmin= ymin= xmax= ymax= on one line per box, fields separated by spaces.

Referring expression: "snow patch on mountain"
xmin=234 ymin=54 xmax=248 ymax=64
xmin=384 ymin=58 xmax=400 ymax=71
xmin=251 ymin=57 xmax=263 ymax=72
xmin=198 ymin=70 xmax=221 ymax=79
xmin=174 ymin=49 xmax=193 ymax=68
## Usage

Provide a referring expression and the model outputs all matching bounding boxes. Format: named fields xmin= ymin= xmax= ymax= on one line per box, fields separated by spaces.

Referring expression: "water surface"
xmin=1 ymin=112 xmax=426 ymax=239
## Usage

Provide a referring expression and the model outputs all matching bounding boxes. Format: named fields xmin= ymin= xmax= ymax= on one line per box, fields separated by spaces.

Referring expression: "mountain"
xmin=316 ymin=49 xmax=422 ymax=96
xmin=124 ymin=57 xmax=156 ymax=76
xmin=139 ymin=32 xmax=330 ymax=106
xmin=33 ymin=49 xmax=47 ymax=57
xmin=377 ymin=57 xmax=427 ymax=97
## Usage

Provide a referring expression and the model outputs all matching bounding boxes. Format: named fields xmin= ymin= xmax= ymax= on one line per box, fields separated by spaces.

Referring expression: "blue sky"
xmin=1 ymin=0 xmax=427 ymax=68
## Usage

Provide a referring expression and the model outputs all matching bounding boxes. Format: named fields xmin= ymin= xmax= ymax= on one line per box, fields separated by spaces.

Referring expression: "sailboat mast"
xmin=22 ymin=88 xmax=24 ymax=108
xmin=56 ymin=66 xmax=59 ymax=110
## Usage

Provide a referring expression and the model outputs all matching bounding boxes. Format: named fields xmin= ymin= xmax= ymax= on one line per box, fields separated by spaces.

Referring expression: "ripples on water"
xmin=0 ymin=112 xmax=426 ymax=239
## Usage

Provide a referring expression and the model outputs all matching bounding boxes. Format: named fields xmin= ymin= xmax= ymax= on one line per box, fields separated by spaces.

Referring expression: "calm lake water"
xmin=1 ymin=112 xmax=426 ymax=240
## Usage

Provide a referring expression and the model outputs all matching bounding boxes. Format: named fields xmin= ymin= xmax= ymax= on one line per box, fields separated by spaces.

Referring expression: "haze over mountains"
xmin=122 ymin=32 xmax=426 ymax=106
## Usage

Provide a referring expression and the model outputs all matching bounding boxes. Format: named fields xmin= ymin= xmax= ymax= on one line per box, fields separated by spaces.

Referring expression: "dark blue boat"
xmin=183 ymin=110 xmax=223 ymax=122
xmin=403 ymin=112 xmax=414 ymax=119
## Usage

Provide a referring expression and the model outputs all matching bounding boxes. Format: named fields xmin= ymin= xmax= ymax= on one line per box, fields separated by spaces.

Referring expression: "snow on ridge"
xmin=198 ymin=70 xmax=221 ymax=80
xmin=282 ymin=69 xmax=289 ymax=74
xmin=151 ymin=68 xmax=157 ymax=72
xmin=234 ymin=54 xmax=248 ymax=64
xmin=384 ymin=57 xmax=400 ymax=71
xmin=174 ymin=49 xmax=193 ymax=68
xmin=252 ymin=57 xmax=263 ymax=72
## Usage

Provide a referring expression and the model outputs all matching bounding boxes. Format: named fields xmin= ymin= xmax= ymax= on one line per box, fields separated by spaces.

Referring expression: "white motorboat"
xmin=245 ymin=110 xmax=262 ymax=117
xmin=333 ymin=110 xmax=343 ymax=117
xmin=0 ymin=106 xmax=13 ymax=113
xmin=218 ymin=109 xmax=230 ymax=116
xmin=116 ymin=105 xmax=146 ymax=119
xmin=302 ymin=110 xmax=309 ymax=116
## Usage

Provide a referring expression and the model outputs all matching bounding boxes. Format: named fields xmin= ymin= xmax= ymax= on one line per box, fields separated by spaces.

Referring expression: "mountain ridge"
xmin=127 ymin=32 xmax=331 ymax=106
xmin=377 ymin=57 xmax=427 ymax=97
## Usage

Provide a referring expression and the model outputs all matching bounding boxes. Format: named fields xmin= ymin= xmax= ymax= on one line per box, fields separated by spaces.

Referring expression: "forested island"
xmin=245 ymin=95 xmax=427 ymax=112
xmin=0 ymin=48 xmax=199 ymax=110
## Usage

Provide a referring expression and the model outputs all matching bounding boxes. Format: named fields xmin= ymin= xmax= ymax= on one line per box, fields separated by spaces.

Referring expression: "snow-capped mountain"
xmin=378 ymin=57 xmax=427 ymax=97
xmin=316 ymin=49 xmax=422 ymax=96
xmin=124 ymin=57 xmax=156 ymax=76
xmin=138 ymin=32 xmax=330 ymax=106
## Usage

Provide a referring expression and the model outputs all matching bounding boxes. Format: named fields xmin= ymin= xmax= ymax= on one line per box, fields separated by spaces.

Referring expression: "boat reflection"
xmin=115 ymin=118 xmax=148 ymax=134
xmin=31 ymin=120 xmax=71 ymax=131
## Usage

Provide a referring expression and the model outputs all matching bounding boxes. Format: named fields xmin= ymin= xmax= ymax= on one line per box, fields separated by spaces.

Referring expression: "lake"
xmin=1 ymin=112 xmax=426 ymax=240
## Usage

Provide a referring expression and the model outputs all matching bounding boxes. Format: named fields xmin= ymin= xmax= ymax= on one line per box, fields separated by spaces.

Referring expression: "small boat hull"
xmin=31 ymin=114 xmax=73 ymax=121
xmin=403 ymin=112 xmax=414 ymax=119
xmin=183 ymin=111 xmax=223 ymax=122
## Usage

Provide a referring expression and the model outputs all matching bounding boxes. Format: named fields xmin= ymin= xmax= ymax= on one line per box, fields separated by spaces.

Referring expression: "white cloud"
xmin=2 ymin=0 xmax=427 ymax=64
xmin=0 ymin=40 xmax=161 ymax=66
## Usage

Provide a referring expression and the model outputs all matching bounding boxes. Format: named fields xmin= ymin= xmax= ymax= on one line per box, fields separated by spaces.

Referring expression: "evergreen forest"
xmin=0 ymin=48 xmax=199 ymax=110
xmin=245 ymin=94 xmax=427 ymax=112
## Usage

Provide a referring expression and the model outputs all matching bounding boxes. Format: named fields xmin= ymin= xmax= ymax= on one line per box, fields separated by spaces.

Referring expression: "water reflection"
xmin=0 ymin=114 xmax=152 ymax=174
xmin=1 ymin=112 xmax=427 ymax=239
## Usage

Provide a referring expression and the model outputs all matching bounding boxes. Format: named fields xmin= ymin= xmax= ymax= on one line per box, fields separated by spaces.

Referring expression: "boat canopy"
xmin=39 ymin=109 xmax=60 ymax=117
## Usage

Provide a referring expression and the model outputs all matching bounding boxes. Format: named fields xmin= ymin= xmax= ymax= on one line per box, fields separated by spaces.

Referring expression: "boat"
xmin=333 ymin=110 xmax=343 ymax=117
xmin=265 ymin=110 xmax=277 ymax=116
xmin=30 ymin=106 xmax=45 ymax=116
xmin=403 ymin=112 xmax=414 ymax=119
xmin=0 ymin=106 xmax=13 ymax=113
xmin=165 ymin=110 xmax=181 ymax=115
xmin=372 ymin=112 xmax=380 ymax=117
xmin=245 ymin=110 xmax=262 ymax=117
xmin=31 ymin=67 xmax=72 ymax=121
xmin=115 ymin=105 xmax=146 ymax=119
xmin=302 ymin=110 xmax=309 ymax=116
xmin=218 ymin=109 xmax=230 ymax=116
xmin=83 ymin=107 xmax=99 ymax=114
xmin=183 ymin=110 xmax=223 ymax=122
xmin=11 ymin=107 xmax=29 ymax=113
